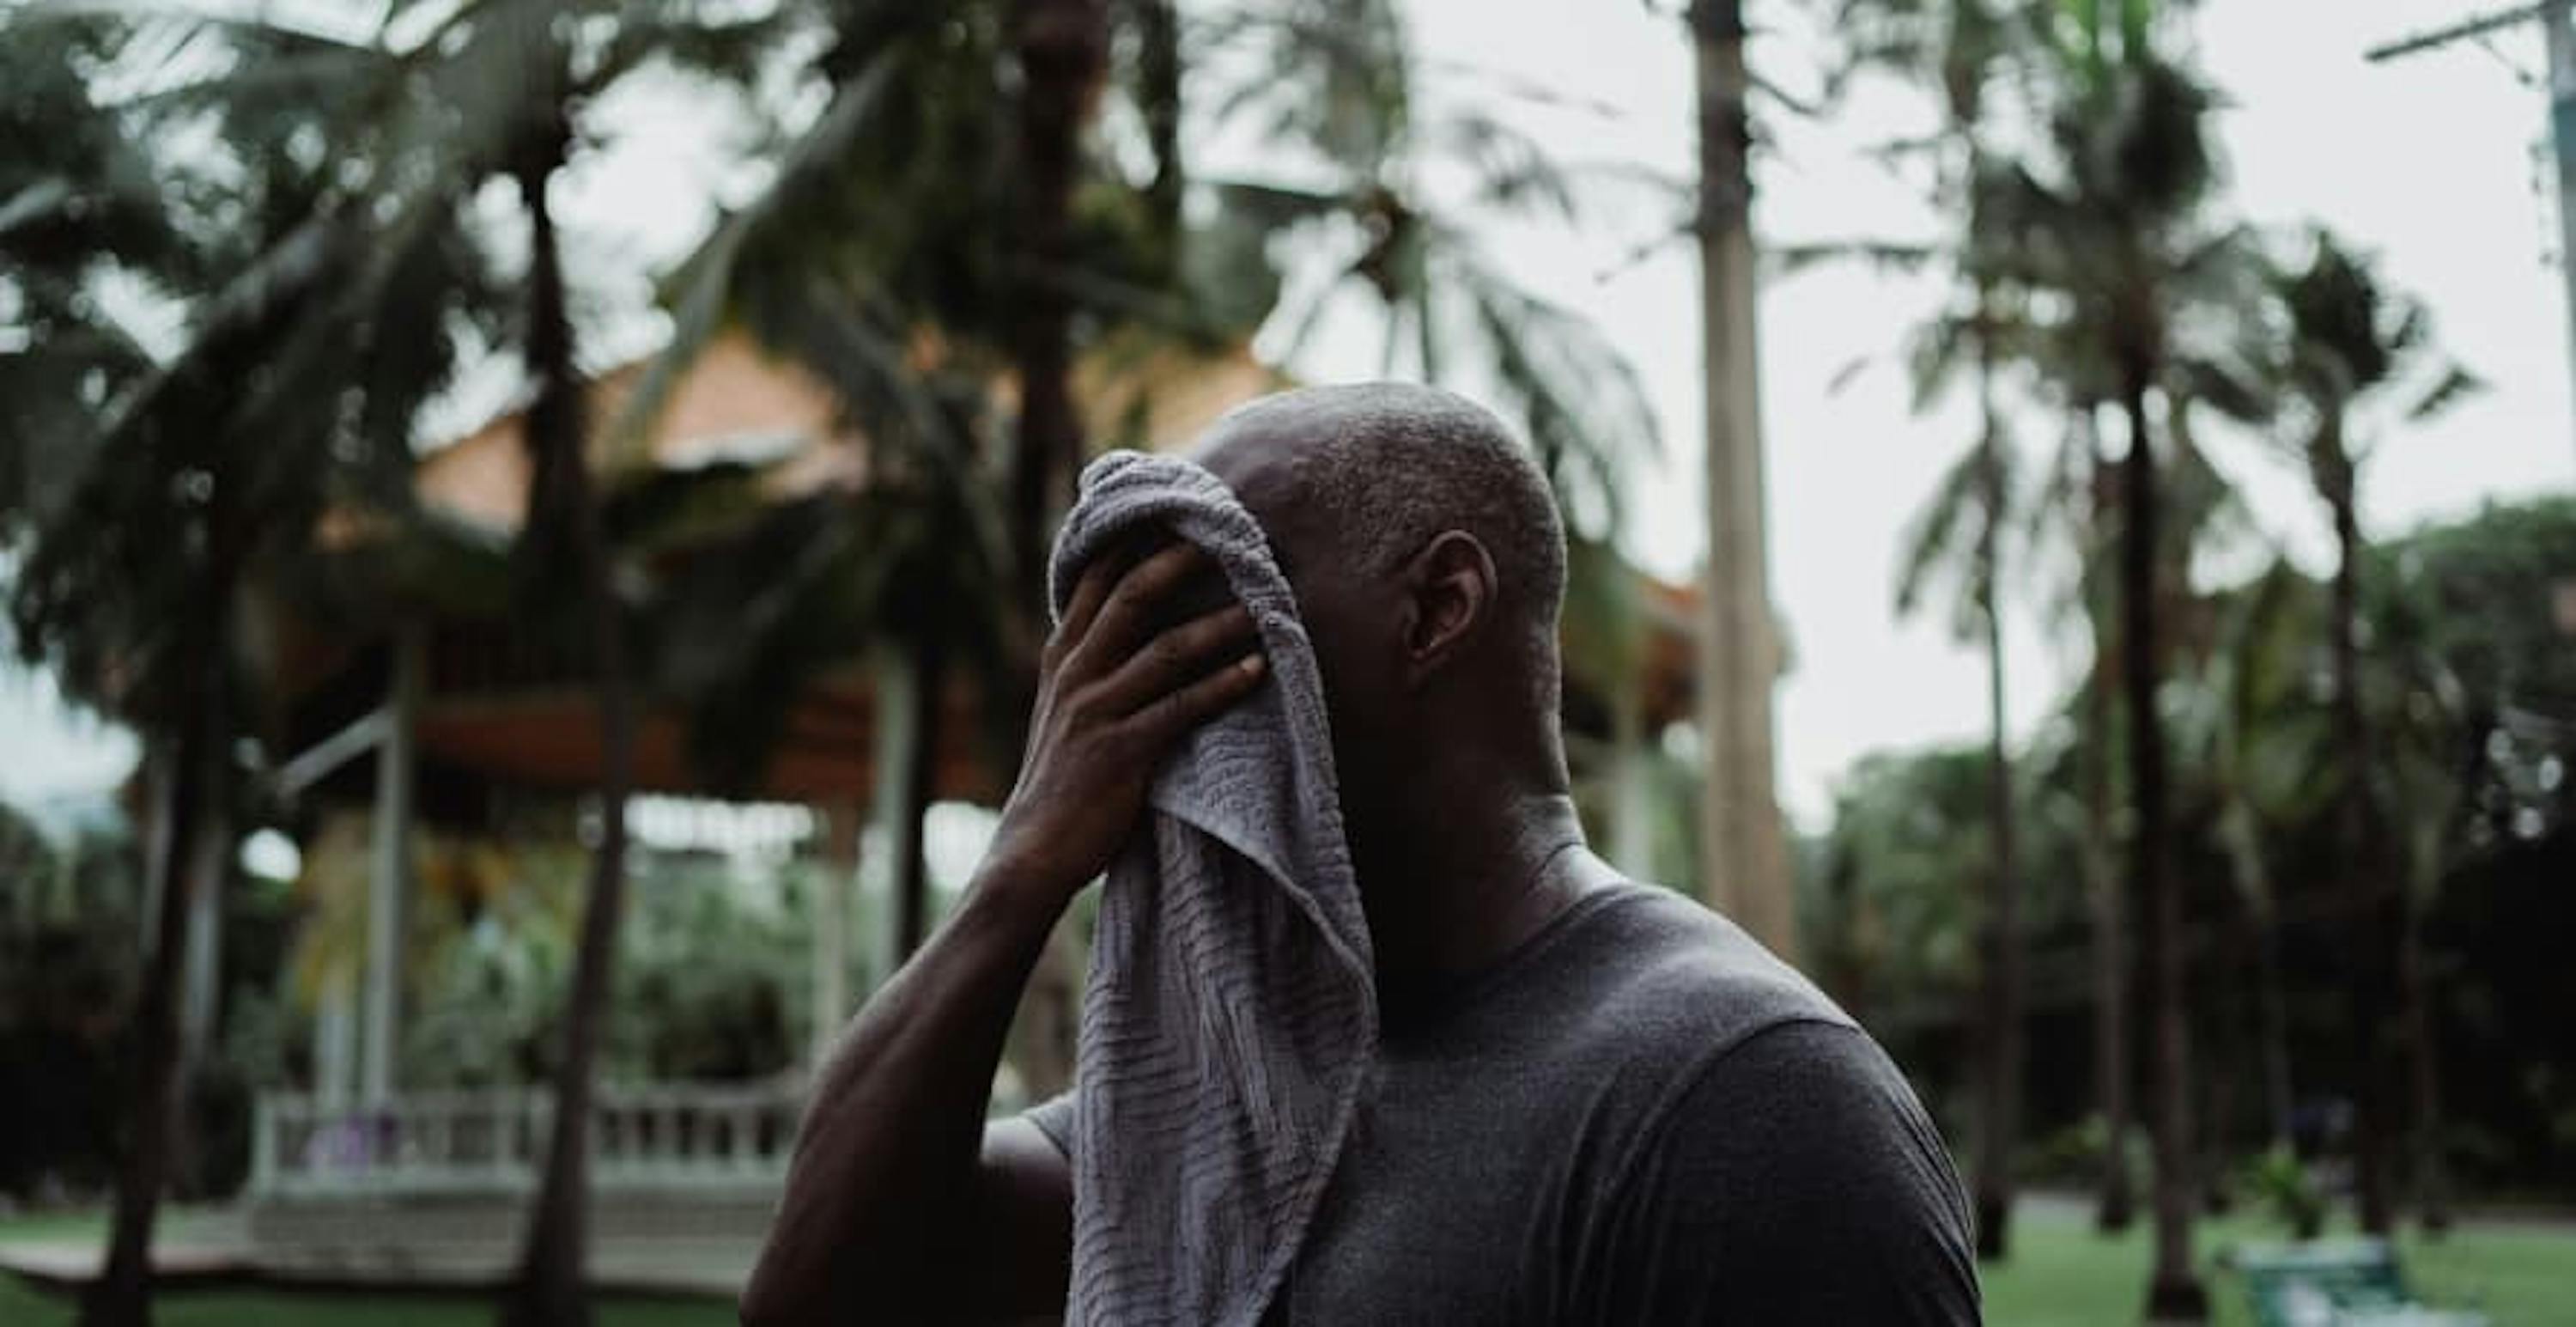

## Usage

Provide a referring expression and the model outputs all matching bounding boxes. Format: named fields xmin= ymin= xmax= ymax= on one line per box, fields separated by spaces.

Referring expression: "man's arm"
xmin=1582 ymin=1020 xmax=1982 ymax=1325
xmin=740 ymin=541 xmax=1264 ymax=1327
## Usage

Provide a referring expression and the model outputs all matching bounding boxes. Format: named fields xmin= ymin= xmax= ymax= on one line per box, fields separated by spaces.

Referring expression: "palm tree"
xmin=2261 ymin=228 xmax=2477 ymax=1235
xmin=2172 ymin=559 xmax=2330 ymax=1157
xmin=1685 ymin=0 xmax=1794 ymax=957
xmin=1984 ymin=6 xmax=2267 ymax=1314
xmin=3 ymin=12 xmax=517 ymax=1320
xmin=66 ymin=7 xmax=783 ymax=1320
xmin=2069 ymin=401 xmax=2139 ymax=1232
xmin=1824 ymin=0 xmax=2032 ymax=1257
xmin=625 ymin=0 xmax=1206 ymax=1096
xmin=493 ymin=40 xmax=637 ymax=1327
xmin=1009 ymin=0 xmax=1109 ymax=610
xmin=1205 ymin=1 xmax=1666 ymax=513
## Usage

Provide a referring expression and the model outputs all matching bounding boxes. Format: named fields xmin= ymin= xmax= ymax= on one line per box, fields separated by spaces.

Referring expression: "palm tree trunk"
xmin=2086 ymin=414 xmax=2136 ymax=1233
xmin=2324 ymin=441 xmax=2399 ymax=1239
xmin=500 ymin=109 xmax=635 ymax=1327
xmin=83 ymin=562 xmax=232 ymax=1327
xmin=1971 ymin=319 xmax=2020 ymax=1263
xmin=1009 ymin=0 xmax=1104 ymax=612
xmin=168 ymin=788 xmax=231 ymax=1200
xmin=1689 ymin=0 xmax=1794 ymax=960
xmin=1134 ymin=0 xmax=1182 ymax=263
xmin=2400 ymin=904 xmax=2451 ymax=1234
xmin=1004 ymin=0 xmax=1106 ymax=1104
xmin=2257 ymin=918 xmax=2295 ymax=1150
xmin=2224 ymin=807 xmax=2296 ymax=1150
xmin=2124 ymin=381 xmax=2204 ymax=1322
xmin=893 ymin=630 xmax=944 ymax=959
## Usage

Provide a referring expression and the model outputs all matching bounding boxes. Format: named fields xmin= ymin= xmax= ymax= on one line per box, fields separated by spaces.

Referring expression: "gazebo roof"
xmin=294 ymin=332 xmax=1701 ymax=810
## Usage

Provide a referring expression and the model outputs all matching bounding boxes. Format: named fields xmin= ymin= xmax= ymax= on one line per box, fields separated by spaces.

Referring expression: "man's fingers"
xmin=1052 ymin=553 xmax=1127 ymax=663
xmin=1092 ymin=602 xmax=1258 ymax=715
xmin=1070 ymin=541 xmax=1211 ymax=672
xmin=1126 ymin=651 xmax=1267 ymax=745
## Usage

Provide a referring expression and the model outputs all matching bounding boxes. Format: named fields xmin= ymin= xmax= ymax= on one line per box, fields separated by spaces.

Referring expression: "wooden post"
xmin=250 ymin=1093 xmax=277 ymax=1195
xmin=361 ymin=624 xmax=423 ymax=1105
xmin=314 ymin=968 xmax=357 ymax=1111
xmin=870 ymin=644 xmax=926 ymax=975
xmin=1608 ymin=704 xmax=1659 ymax=878
xmin=811 ymin=806 xmax=860 ymax=1066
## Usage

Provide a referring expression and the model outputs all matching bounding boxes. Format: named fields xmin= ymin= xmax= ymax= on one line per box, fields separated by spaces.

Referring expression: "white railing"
xmin=252 ymin=1085 xmax=805 ymax=1198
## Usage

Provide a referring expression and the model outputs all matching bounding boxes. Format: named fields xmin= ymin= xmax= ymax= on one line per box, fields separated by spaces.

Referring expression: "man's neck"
xmin=1361 ymin=783 xmax=1608 ymax=1002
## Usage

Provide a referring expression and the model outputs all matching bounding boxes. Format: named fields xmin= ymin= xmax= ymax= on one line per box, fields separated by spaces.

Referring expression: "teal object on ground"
xmin=2227 ymin=1239 xmax=2491 ymax=1327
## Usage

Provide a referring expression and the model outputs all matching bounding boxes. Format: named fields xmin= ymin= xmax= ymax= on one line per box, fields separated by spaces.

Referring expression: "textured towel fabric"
xmin=1045 ymin=450 xmax=1379 ymax=1327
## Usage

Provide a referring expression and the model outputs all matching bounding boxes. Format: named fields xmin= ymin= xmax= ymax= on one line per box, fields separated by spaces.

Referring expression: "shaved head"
xmin=1192 ymin=383 xmax=1568 ymax=720
xmin=1186 ymin=381 xmax=1583 ymax=976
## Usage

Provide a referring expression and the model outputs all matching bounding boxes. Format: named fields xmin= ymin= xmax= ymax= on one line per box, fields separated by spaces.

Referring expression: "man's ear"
xmin=1399 ymin=530 xmax=1495 ymax=685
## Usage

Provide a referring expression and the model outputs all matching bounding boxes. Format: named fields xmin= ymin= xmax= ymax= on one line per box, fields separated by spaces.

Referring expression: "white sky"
xmin=1376 ymin=0 xmax=2576 ymax=825
xmin=7 ymin=0 xmax=2572 ymax=831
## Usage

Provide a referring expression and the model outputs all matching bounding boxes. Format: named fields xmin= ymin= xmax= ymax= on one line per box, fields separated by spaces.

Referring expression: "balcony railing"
xmin=252 ymin=1085 xmax=804 ymax=1199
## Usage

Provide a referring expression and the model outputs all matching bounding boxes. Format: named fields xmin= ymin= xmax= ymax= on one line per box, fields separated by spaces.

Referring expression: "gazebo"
xmin=240 ymin=333 xmax=1700 ymax=1287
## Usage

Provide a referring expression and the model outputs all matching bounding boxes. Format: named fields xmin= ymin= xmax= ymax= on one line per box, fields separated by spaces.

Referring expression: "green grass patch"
xmin=1982 ymin=1202 xmax=2576 ymax=1326
xmin=0 ymin=1275 xmax=737 ymax=1327
xmin=3 ymin=1199 xmax=2568 ymax=1325
xmin=0 ymin=1208 xmax=229 ymax=1249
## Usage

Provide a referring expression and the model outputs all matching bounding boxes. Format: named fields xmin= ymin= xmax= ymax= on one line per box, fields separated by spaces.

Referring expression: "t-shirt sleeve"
xmin=1580 ymin=1019 xmax=1982 ymax=1325
xmin=1022 ymin=1090 xmax=1077 ymax=1159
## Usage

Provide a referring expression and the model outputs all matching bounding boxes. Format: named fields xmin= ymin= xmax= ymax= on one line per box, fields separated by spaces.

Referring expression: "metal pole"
xmin=2372 ymin=3 xmax=2576 ymax=469
xmin=2544 ymin=0 xmax=2576 ymax=468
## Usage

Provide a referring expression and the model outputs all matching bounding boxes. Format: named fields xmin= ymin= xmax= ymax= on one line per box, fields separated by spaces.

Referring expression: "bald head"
xmin=1194 ymin=383 xmax=1568 ymax=715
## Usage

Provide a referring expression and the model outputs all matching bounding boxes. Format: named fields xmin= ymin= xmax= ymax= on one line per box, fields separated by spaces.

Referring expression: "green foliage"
xmin=0 ymin=809 xmax=143 ymax=1196
xmin=1810 ymin=744 xmax=1992 ymax=1014
xmin=392 ymin=841 xmax=820 ymax=1090
xmin=1203 ymin=0 xmax=1663 ymax=542
xmin=2237 ymin=1144 xmax=2326 ymax=1241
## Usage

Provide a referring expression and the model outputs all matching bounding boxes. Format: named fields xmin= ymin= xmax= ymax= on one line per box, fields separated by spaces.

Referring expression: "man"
xmin=743 ymin=385 xmax=1980 ymax=1324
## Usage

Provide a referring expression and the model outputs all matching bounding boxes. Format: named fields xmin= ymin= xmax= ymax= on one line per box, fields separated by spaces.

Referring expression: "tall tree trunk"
xmin=2124 ymin=381 xmax=2203 ymax=1323
xmin=1688 ymin=0 xmax=1794 ymax=959
xmin=499 ymin=106 xmax=636 ymax=1327
xmin=2085 ymin=413 xmax=2136 ymax=1233
xmin=2400 ymin=904 xmax=2451 ymax=1233
xmin=2202 ymin=924 xmax=2244 ymax=1214
xmin=893 ymin=630 xmax=945 ymax=960
xmin=1010 ymin=0 xmax=1105 ymax=613
xmin=2224 ymin=805 xmax=2296 ymax=1150
xmin=1970 ymin=320 xmax=2020 ymax=1263
xmin=1004 ymin=0 xmax=1107 ymax=1104
xmin=168 ymin=787 xmax=231 ymax=1200
xmin=2257 ymin=917 xmax=2295 ymax=1150
xmin=83 ymin=568 xmax=231 ymax=1327
xmin=2324 ymin=439 xmax=2399 ymax=1239
xmin=1133 ymin=0 xmax=1182 ymax=265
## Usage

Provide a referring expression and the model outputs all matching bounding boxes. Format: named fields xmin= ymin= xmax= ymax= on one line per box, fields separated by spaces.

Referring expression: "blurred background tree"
xmin=3 ymin=3 xmax=2574 ymax=1326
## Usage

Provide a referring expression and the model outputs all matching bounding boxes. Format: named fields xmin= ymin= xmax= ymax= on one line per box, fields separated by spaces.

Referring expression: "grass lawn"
xmin=0 ymin=1275 xmax=737 ymax=1327
xmin=1983 ymin=1201 xmax=2576 ymax=1326
xmin=3 ymin=1199 xmax=2569 ymax=1325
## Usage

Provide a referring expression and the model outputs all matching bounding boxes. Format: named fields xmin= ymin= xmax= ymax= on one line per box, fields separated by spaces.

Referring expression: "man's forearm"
xmin=741 ymin=864 xmax=1072 ymax=1325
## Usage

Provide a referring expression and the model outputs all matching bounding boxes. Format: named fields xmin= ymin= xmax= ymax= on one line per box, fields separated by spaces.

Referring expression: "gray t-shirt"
xmin=1029 ymin=881 xmax=1980 ymax=1325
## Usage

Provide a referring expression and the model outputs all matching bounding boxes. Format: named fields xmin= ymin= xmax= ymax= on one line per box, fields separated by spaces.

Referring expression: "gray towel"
xmin=1046 ymin=449 xmax=1378 ymax=1327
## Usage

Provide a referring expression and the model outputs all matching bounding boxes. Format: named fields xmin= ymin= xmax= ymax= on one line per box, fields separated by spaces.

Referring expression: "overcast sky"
xmin=7 ymin=0 xmax=2572 ymax=830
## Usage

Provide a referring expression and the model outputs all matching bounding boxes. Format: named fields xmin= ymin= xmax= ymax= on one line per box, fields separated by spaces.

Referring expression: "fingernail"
xmin=1240 ymin=654 xmax=1266 ymax=676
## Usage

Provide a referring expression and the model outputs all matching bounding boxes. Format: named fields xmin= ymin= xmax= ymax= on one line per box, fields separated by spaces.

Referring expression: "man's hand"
xmin=985 ymin=539 xmax=1266 ymax=903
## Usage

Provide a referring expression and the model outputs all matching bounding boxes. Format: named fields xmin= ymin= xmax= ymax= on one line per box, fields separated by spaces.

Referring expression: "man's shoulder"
xmin=1510 ymin=880 xmax=1874 ymax=1172
xmin=1558 ymin=880 xmax=1856 ymax=1064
